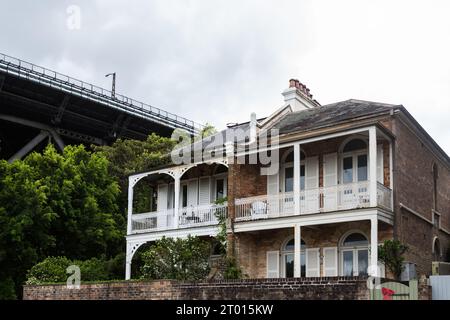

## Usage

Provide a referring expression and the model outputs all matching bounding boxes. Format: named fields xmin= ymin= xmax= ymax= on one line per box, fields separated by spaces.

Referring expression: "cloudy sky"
xmin=1 ymin=0 xmax=449 ymax=153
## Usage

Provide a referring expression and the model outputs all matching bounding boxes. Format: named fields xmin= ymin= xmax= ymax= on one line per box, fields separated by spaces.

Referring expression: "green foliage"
xmin=0 ymin=277 xmax=17 ymax=300
xmin=140 ymin=236 xmax=211 ymax=281
xmin=214 ymin=197 xmax=228 ymax=255
xmin=223 ymin=257 xmax=242 ymax=280
xmin=0 ymin=144 xmax=122 ymax=298
xmin=77 ymin=257 xmax=109 ymax=282
xmin=378 ymin=240 xmax=408 ymax=279
xmin=23 ymin=145 xmax=122 ymax=259
xmin=94 ymin=133 xmax=176 ymax=215
xmin=26 ymin=255 xmax=122 ymax=285
xmin=26 ymin=257 xmax=72 ymax=285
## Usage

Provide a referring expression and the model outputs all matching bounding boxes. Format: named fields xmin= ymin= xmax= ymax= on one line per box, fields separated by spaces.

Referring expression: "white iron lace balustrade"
xmin=235 ymin=181 xmax=392 ymax=221
xmin=130 ymin=204 xmax=227 ymax=234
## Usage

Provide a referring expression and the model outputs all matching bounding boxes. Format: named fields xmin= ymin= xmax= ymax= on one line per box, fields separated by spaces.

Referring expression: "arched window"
xmin=343 ymin=139 xmax=367 ymax=153
xmin=281 ymin=238 xmax=306 ymax=278
xmin=340 ymin=138 xmax=368 ymax=184
xmin=340 ymin=232 xmax=369 ymax=276
xmin=433 ymin=238 xmax=441 ymax=261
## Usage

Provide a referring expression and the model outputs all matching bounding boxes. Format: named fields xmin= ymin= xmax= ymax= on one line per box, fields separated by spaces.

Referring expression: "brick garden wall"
xmin=23 ymin=277 xmax=372 ymax=300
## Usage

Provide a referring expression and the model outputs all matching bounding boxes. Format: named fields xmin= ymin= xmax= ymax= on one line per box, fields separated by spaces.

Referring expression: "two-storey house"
xmin=125 ymin=79 xmax=449 ymax=280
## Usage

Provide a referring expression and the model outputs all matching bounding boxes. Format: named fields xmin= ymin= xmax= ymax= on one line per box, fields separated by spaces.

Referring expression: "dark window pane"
xmin=343 ymin=157 xmax=353 ymax=183
xmin=182 ymin=185 xmax=188 ymax=207
xmin=358 ymin=250 xmax=368 ymax=276
xmin=357 ymin=155 xmax=368 ymax=181
xmin=343 ymin=251 xmax=353 ymax=276
xmin=343 ymin=233 xmax=368 ymax=246
xmin=300 ymin=165 xmax=305 ymax=190
xmin=285 ymin=254 xmax=294 ymax=278
xmin=343 ymin=139 xmax=367 ymax=152
xmin=216 ymin=179 xmax=224 ymax=199
xmin=285 ymin=167 xmax=294 ymax=192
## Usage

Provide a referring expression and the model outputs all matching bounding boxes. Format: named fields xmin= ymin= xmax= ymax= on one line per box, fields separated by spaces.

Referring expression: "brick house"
xmin=125 ymin=79 xmax=450 ymax=280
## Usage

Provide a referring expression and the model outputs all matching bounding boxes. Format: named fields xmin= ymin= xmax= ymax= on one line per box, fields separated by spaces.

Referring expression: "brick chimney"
xmin=282 ymin=79 xmax=320 ymax=111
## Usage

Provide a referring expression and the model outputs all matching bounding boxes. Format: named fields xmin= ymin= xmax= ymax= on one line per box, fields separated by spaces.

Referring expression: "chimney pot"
xmin=289 ymin=79 xmax=296 ymax=88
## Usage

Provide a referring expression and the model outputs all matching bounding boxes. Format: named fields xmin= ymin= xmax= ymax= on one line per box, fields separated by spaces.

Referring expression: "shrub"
xmin=140 ymin=236 xmax=210 ymax=281
xmin=223 ymin=257 xmax=242 ymax=279
xmin=26 ymin=257 xmax=72 ymax=284
xmin=77 ymin=258 xmax=109 ymax=282
xmin=26 ymin=256 xmax=115 ymax=284
xmin=378 ymin=240 xmax=408 ymax=280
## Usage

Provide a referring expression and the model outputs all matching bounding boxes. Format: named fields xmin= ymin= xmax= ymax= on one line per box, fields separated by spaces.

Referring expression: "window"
xmin=182 ymin=185 xmax=188 ymax=207
xmin=433 ymin=238 xmax=441 ymax=261
xmin=282 ymin=238 xmax=306 ymax=278
xmin=433 ymin=164 xmax=438 ymax=210
xmin=216 ymin=179 xmax=225 ymax=200
xmin=341 ymin=139 xmax=368 ymax=184
xmin=340 ymin=232 xmax=369 ymax=276
xmin=283 ymin=150 xmax=306 ymax=192
xmin=343 ymin=139 xmax=367 ymax=152
xmin=343 ymin=157 xmax=353 ymax=183
xmin=285 ymin=167 xmax=294 ymax=192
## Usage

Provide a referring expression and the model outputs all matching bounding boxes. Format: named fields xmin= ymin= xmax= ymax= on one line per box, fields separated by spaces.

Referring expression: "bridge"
xmin=0 ymin=53 xmax=203 ymax=161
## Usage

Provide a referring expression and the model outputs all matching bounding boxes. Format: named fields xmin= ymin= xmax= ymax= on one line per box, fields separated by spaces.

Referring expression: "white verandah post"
xmin=293 ymin=144 xmax=301 ymax=215
xmin=125 ymin=177 xmax=135 ymax=280
xmin=294 ymin=224 xmax=302 ymax=277
xmin=174 ymin=175 xmax=181 ymax=229
xmin=370 ymin=217 xmax=379 ymax=276
xmin=369 ymin=127 xmax=377 ymax=207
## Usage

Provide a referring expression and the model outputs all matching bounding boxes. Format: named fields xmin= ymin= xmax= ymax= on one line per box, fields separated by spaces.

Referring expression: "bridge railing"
xmin=0 ymin=53 xmax=203 ymax=134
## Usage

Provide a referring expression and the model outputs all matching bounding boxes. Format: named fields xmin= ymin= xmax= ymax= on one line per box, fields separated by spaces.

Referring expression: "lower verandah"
xmin=234 ymin=220 xmax=393 ymax=279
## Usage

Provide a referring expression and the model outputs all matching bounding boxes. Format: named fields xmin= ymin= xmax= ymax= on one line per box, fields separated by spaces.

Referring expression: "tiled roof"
xmin=272 ymin=99 xmax=398 ymax=135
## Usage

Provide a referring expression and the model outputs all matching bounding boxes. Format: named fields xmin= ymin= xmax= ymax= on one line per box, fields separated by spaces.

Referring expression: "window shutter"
xmin=267 ymin=172 xmax=279 ymax=216
xmin=266 ymin=251 xmax=280 ymax=278
xmin=187 ymin=179 xmax=198 ymax=206
xmin=305 ymin=157 xmax=319 ymax=213
xmin=323 ymin=247 xmax=338 ymax=276
xmin=198 ymin=177 xmax=211 ymax=205
xmin=306 ymin=248 xmax=320 ymax=277
xmin=323 ymin=153 xmax=338 ymax=211
xmin=157 ymin=184 xmax=168 ymax=211
xmin=377 ymin=144 xmax=384 ymax=184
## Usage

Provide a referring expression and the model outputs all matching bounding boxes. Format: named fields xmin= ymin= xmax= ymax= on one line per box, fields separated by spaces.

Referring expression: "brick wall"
xmin=236 ymin=221 xmax=393 ymax=278
xmin=391 ymin=117 xmax=450 ymax=274
xmin=23 ymin=278 xmax=371 ymax=300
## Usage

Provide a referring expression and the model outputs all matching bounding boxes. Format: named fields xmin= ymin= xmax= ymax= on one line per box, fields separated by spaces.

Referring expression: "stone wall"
xmin=23 ymin=277 xmax=371 ymax=300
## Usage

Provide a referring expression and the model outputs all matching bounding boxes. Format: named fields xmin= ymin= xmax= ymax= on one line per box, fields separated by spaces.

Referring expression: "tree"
xmin=0 ymin=159 xmax=54 ymax=298
xmin=0 ymin=144 xmax=122 ymax=298
xmin=140 ymin=236 xmax=211 ymax=281
xmin=378 ymin=240 xmax=408 ymax=280
xmin=24 ymin=145 xmax=122 ymax=260
xmin=94 ymin=133 xmax=176 ymax=215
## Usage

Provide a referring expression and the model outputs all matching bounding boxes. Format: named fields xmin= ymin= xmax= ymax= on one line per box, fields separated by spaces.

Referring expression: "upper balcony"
xmin=235 ymin=181 xmax=392 ymax=222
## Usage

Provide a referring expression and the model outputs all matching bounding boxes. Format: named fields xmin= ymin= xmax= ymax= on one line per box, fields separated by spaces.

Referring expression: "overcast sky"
xmin=1 ymin=0 xmax=449 ymax=154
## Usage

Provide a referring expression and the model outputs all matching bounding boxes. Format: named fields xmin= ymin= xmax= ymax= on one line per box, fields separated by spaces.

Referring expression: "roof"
xmin=272 ymin=99 xmax=398 ymax=135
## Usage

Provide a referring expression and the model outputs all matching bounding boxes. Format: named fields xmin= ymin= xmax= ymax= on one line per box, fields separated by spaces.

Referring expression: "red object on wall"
xmin=382 ymin=287 xmax=396 ymax=300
